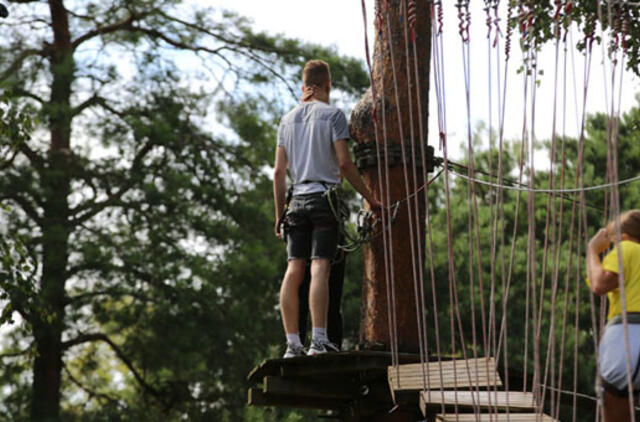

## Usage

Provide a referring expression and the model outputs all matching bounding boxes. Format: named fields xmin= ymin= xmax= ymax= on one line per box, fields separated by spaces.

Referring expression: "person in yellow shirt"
xmin=587 ymin=209 xmax=640 ymax=422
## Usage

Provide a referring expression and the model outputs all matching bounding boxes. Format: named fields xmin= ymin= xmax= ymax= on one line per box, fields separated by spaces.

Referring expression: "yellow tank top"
xmin=601 ymin=240 xmax=640 ymax=321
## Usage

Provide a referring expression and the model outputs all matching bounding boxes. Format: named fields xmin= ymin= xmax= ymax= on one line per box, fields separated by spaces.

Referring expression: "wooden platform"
xmin=435 ymin=414 xmax=558 ymax=421
xmin=247 ymin=350 xmax=423 ymax=419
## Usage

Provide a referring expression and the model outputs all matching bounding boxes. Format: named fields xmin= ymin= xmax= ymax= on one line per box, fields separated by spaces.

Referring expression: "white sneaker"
xmin=307 ymin=339 xmax=339 ymax=356
xmin=283 ymin=342 xmax=306 ymax=358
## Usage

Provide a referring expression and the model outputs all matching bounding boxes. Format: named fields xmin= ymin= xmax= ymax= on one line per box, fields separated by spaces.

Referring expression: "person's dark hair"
xmin=302 ymin=60 xmax=331 ymax=88
xmin=606 ymin=209 xmax=640 ymax=241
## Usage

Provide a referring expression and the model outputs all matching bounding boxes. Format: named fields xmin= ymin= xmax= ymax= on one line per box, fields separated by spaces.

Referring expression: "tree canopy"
xmin=0 ymin=1 xmax=368 ymax=420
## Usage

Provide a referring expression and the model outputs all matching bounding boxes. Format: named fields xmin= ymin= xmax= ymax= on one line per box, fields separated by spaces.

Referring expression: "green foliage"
xmin=0 ymin=1 xmax=368 ymax=420
xmin=516 ymin=1 xmax=640 ymax=77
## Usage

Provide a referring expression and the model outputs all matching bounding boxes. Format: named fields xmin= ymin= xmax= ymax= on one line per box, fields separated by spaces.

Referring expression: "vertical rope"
xmin=539 ymin=2 xmax=564 ymax=414
xmin=360 ymin=0 xmax=398 ymax=377
xmin=380 ymin=0 xmax=402 ymax=376
xmin=428 ymin=1 xmax=447 ymax=413
xmin=607 ymin=4 xmax=636 ymax=419
xmin=400 ymin=0 xmax=430 ymax=396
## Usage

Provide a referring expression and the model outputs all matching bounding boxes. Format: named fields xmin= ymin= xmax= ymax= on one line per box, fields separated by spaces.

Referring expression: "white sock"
xmin=286 ymin=333 xmax=302 ymax=347
xmin=312 ymin=327 xmax=328 ymax=343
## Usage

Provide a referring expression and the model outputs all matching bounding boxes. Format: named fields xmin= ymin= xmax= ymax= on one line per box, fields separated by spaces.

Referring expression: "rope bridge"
xmin=359 ymin=1 xmax=639 ymax=421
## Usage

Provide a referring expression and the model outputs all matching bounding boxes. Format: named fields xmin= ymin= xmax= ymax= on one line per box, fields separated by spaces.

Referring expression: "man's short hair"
xmin=303 ymin=60 xmax=331 ymax=88
xmin=607 ymin=209 xmax=640 ymax=241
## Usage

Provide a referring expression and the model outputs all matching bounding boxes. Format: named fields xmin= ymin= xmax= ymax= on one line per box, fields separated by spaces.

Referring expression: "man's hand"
xmin=589 ymin=228 xmax=610 ymax=254
xmin=275 ymin=219 xmax=282 ymax=239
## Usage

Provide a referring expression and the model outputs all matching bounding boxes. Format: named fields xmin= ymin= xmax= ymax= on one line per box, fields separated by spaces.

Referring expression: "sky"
xmin=213 ymin=0 xmax=640 ymax=165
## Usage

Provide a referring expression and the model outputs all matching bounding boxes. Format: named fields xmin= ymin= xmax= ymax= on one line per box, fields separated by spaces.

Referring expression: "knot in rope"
xmin=408 ymin=0 xmax=417 ymax=42
xmin=439 ymin=131 xmax=447 ymax=150
xmin=455 ymin=0 xmax=471 ymax=43
xmin=622 ymin=13 xmax=629 ymax=51
xmin=553 ymin=0 xmax=564 ymax=38
xmin=505 ymin=2 xmax=514 ymax=59
xmin=483 ymin=1 xmax=493 ymax=38
xmin=492 ymin=1 xmax=502 ymax=47
xmin=435 ymin=0 xmax=444 ymax=34
xmin=553 ymin=0 xmax=563 ymax=22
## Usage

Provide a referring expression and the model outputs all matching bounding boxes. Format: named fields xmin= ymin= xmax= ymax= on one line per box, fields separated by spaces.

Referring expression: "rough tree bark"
xmin=31 ymin=0 xmax=73 ymax=419
xmin=350 ymin=0 xmax=431 ymax=354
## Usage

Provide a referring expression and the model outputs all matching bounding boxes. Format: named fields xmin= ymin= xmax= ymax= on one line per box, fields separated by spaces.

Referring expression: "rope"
xmin=361 ymin=0 xmax=399 ymax=375
xmin=429 ymin=2 xmax=447 ymax=412
xmin=450 ymin=169 xmax=640 ymax=194
xmin=384 ymin=2 xmax=420 ymax=377
xmin=404 ymin=0 xmax=429 ymax=398
xmin=355 ymin=2 xmax=639 ymax=419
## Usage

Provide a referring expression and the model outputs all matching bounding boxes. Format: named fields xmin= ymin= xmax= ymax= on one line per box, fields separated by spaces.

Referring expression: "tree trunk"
xmin=350 ymin=0 xmax=431 ymax=354
xmin=31 ymin=1 xmax=74 ymax=420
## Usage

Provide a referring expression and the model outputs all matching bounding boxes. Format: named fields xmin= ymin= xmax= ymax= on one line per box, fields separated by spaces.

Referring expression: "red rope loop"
xmin=456 ymin=0 xmax=470 ymax=43
xmin=484 ymin=1 xmax=493 ymax=39
xmin=610 ymin=4 xmax=622 ymax=57
xmin=622 ymin=10 xmax=629 ymax=52
xmin=505 ymin=1 xmax=514 ymax=59
xmin=553 ymin=0 xmax=563 ymax=38
xmin=553 ymin=0 xmax=562 ymax=22
xmin=492 ymin=0 xmax=502 ymax=48
xmin=436 ymin=0 xmax=444 ymax=34
xmin=408 ymin=0 xmax=417 ymax=42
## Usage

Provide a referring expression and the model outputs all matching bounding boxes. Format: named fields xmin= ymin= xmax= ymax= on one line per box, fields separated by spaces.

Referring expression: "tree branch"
xmin=0 ymin=49 xmax=46 ymax=83
xmin=0 ymin=148 xmax=19 ymax=171
xmin=11 ymin=87 xmax=46 ymax=104
xmin=62 ymin=363 xmax=121 ymax=404
xmin=71 ymin=94 xmax=106 ymax=118
xmin=0 ymin=343 xmax=33 ymax=359
xmin=0 ymin=193 xmax=43 ymax=224
xmin=131 ymin=25 xmax=226 ymax=55
xmin=72 ymin=12 xmax=150 ymax=50
xmin=62 ymin=332 xmax=163 ymax=399
xmin=69 ymin=140 xmax=154 ymax=226
xmin=65 ymin=287 xmax=152 ymax=307
xmin=18 ymin=141 xmax=45 ymax=169
xmin=129 ymin=26 xmax=296 ymax=98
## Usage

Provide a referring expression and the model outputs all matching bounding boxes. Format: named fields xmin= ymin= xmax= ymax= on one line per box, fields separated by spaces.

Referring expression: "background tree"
xmin=0 ymin=1 xmax=368 ymax=420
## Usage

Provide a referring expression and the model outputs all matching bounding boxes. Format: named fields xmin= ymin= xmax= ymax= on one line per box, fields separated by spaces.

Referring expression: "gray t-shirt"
xmin=277 ymin=101 xmax=350 ymax=195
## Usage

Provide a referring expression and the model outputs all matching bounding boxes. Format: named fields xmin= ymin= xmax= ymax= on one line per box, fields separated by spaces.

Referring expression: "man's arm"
xmin=586 ymin=228 xmax=619 ymax=295
xmin=273 ymin=145 xmax=288 ymax=238
xmin=333 ymin=139 xmax=380 ymax=210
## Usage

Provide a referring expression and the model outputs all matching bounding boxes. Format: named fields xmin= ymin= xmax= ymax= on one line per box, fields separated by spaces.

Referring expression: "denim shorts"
xmin=599 ymin=316 xmax=640 ymax=396
xmin=285 ymin=193 xmax=339 ymax=261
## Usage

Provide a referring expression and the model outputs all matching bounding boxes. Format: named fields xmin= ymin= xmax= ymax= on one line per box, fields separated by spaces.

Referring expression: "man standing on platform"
xmin=273 ymin=60 xmax=380 ymax=358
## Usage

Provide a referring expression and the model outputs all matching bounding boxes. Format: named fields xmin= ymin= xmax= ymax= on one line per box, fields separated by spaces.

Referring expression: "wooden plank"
xmin=247 ymin=387 xmax=347 ymax=410
xmin=263 ymin=375 xmax=354 ymax=400
xmin=436 ymin=414 xmax=558 ymax=422
xmin=389 ymin=358 xmax=502 ymax=391
xmin=420 ymin=391 xmax=536 ymax=415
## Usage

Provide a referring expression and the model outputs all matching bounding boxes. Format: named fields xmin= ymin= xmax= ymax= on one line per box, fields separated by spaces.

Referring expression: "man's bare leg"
xmin=280 ymin=259 xmax=306 ymax=334
xmin=309 ymin=258 xmax=331 ymax=331
xmin=603 ymin=390 xmax=631 ymax=422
